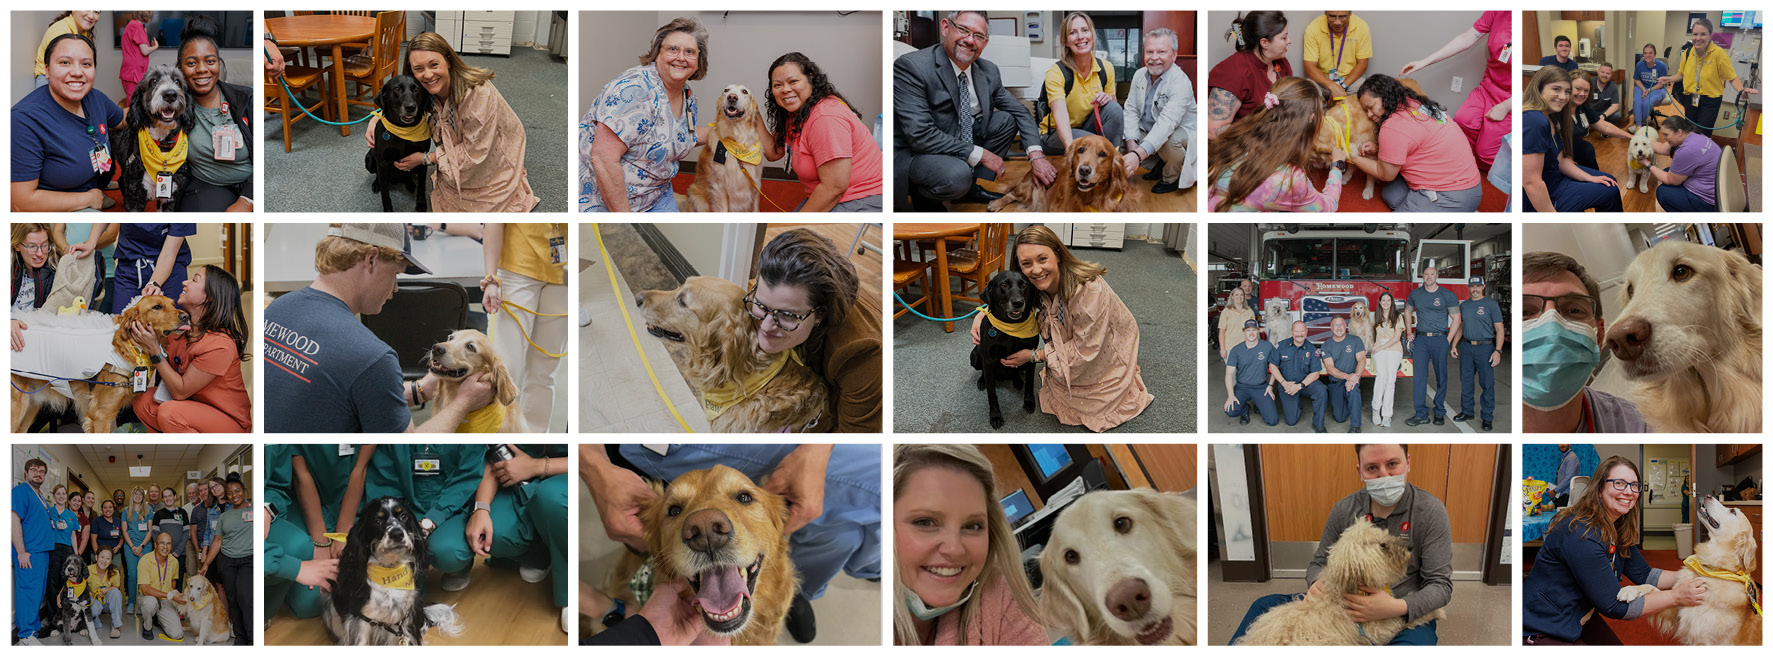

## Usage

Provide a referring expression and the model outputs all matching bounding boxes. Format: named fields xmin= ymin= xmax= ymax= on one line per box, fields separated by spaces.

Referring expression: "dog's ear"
xmin=486 ymin=350 xmax=518 ymax=407
xmin=638 ymin=478 xmax=667 ymax=558
xmin=1108 ymin=143 xmax=1136 ymax=210
xmin=1723 ymin=251 xmax=1763 ymax=326
xmin=1036 ymin=546 xmax=1092 ymax=642
xmin=178 ymin=81 xmax=196 ymax=133
xmin=749 ymin=95 xmax=770 ymax=143
xmin=696 ymin=295 xmax=758 ymax=389
xmin=125 ymin=76 xmax=150 ymax=132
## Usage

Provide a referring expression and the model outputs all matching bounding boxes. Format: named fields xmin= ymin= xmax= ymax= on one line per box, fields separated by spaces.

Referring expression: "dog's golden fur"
xmin=636 ymin=276 xmax=826 ymax=432
xmin=1611 ymin=241 xmax=1762 ymax=432
xmin=1310 ymin=79 xmax=1422 ymax=201
xmin=179 ymin=574 xmax=233 ymax=645
xmin=1618 ymin=496 xmax=1760 ymax=645
xmin=10 ymin=295 xmax=186 ymax=433
xmin=686 ymin=85 xmax=767 ymax=212
xmin=420 ymin=329 xmax=524 ymax=432
xmin=1038 ymin=489 xmax=1196 ymax=645
xmin=987 ymin=134 xmax=1139 ymax=212
xmin=642 ymin=466 xmax=798 ymax=645
xmin=1347 ymin=300 xmax=1375 ymax=346
xmin=1234 ymin=522 xmax=1445 ymax=645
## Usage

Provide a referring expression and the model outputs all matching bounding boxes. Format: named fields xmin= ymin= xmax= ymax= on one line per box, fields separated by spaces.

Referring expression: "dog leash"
xmin=486 ymin=273 xmax=569 ymax=358
xmin=592 ymin=224 xmax=694 ymax=433
xmin=264 ymin=48 xmax=376 ymax=127
xmin=9 ymin=371 xmax=127 ymax=392
xmin=893 ymin=292 xmax=983 ymax=323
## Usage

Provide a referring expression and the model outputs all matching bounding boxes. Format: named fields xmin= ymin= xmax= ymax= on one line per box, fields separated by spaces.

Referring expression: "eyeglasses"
xmin=17 ymin=243 xmax=51 ymax=253
xmin=1523 ymin=294 xmax=1598 ymax=322
xmin=947 ymin=22 xmax=990 ymax=43
xmin=663 ymin=44 xmax=699 ymax=59
xmin=744 ymin=291 xmax=816 ymax=331
xmin=1603 ymin=478 xmax=1644 ymax=493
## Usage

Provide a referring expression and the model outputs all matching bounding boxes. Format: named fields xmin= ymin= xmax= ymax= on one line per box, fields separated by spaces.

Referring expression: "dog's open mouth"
xmin=1697 ymin=496 xmax=1720 ymax=530
xmin=724 ymin=105 xmax=745 ymax=119
xmin=1075 ymin=175 xmax=1097 ymax=191
xmin=157 ymin=108 xmax=178 ymax=123
xmin=1003 ymin=307 xmax=1026 ymax=321
xmin=429 ymin=362 xmax=469 ymax=379
xmin=688 ymin=554 xmax=762 ymax=632
xmin=645 ymin=324 xmax=686 ymax=342
xmin=1133 ymin=616 xmax=1174 ymax=645
xmin=166 ymin=311 xmax=192 ymax=336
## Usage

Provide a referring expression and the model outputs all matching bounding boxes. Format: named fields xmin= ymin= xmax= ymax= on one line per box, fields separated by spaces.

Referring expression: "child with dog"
xmin=129 ymin=264 xmax=251 ymax=433
xmin=1346 ymin=75 xmax=1484 ymax=211
xmin=1522 ymin=66 xmax=1624 ymax=212
xmin=1208 ymin=76 xmax=1346 ymax=212
xmin=762 ymin=52 xmax=883 ymax=211
xmin=12 ymin=31 xmax=126 ymax=212
xmin=582 ymin=18 xmax=711 ymax=212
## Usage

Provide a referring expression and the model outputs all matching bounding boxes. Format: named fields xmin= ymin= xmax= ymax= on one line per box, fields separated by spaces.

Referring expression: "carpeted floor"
xmin=264 ymin=46 xmax=569 ymax=212
xmin=893 ymin=238 xmax=1196 ymax=433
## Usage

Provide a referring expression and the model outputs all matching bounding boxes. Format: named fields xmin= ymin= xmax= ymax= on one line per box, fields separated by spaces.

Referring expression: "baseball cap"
xmin=326 ymin=224 xmax=431 ymax=275
xmin=1244 ymin=319 xmax=1261 ymax=328
xmin=1468 ymin=276 xmax=1485 ymax=286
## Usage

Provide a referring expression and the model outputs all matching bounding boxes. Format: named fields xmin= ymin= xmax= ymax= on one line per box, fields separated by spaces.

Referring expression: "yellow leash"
xmin=592 ymin=224 xmax=694 ymax=433
xmin=739 ymin=167 xmax=792 ymax=212
xmin=488 ymin=277 xmax=568 ymax=358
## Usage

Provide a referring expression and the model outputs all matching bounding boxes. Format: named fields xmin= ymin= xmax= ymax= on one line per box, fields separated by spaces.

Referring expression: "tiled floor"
xmin=577 ymin=249 xmax=711 ymax=434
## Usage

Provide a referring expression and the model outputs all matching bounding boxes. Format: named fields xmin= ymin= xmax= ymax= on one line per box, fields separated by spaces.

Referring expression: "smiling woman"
xmin=581 ymin=17 xmax=711 ymax=212
xmin=171 ymin=15 xmax=255 ymax=212
xmin=11 ymin=32 xmax=126 ymax=212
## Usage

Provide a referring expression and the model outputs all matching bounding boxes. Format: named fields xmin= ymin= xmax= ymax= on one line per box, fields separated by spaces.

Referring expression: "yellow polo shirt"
xmin=1677 ymin=43 xmax=1737 ymax=98
xmin=1303 ymin=14 xmax=1373 ymax=80
xmin=87 ymin=564 xmax=121 ymax=600
xmin=499 ymin=223 xmax=566 ymax=285
xmin=1041 ymin=58 xmax=1116 ymax=132
xmin=33 ymin=15 xmax=93 ymax=78
xmin=136 ymin=553 xmax=179 ymax=594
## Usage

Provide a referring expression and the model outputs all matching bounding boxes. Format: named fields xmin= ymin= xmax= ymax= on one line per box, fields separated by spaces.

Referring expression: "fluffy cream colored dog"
xmin=1038 ymin=489 xmax=1196 ymax=645
xmin=1617 ymin=496 xmax=1761 ymax=645
xmin=1233 ymin=522 xmax=1444 ymax=645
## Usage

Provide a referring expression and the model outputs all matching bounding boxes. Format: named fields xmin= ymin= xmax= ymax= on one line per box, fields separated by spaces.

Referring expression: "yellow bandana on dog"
xmin=982 ymin=306 xmax=1040 ymax=339
xmin=1628 ymin=156 xmax=1646 ymax=171
xmin=717 ymin=136 xmax=762 ymax=166
xmin=136 ymin=129 xmax=188 ymax=178
xmin=65 ymin=578 xmax=88 ymax=598
xmin=373 ymin=109 xmax=432 ymax=142
xmin=1082 ymin=193 xmax=1125 ymax=213
xmin=367 ymin=563 xmax=416 ymax=591
xmin=456 ymin=401 xmax=506 ymax=433
xmin=1683 ymin=554 xmax=1762 ymax=615
xmin=701 ymin=349 xmax=802 ymax=422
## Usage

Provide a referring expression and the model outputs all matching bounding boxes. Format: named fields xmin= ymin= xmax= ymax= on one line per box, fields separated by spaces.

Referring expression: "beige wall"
xmin=12 ymin=444 xmax=102 ymax=498
xmin=11 ymin=11 xmax=254 ymax=115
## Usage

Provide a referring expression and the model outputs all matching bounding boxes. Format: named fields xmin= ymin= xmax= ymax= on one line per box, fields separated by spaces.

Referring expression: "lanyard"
xmin=154 ymin=554 xmax=170 ymax=583
xmin=1332 ymin=29 xmax=1349 ymax=73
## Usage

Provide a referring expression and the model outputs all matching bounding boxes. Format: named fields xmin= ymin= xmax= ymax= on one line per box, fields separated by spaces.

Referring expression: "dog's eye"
xmin=465 ymin=342 xmax=476 ymax=352
xmin=1064 ymin=549 xmax=1080 ymax=565
xmin=1114 ymin=516 xmax=1133 ymax=534
xmin=736 ymin=491 xmax=754 ymax=504
xmin=1098 ymin=150 xmax=1108 ymax=158
xmin=1380 ymin=543 xmax=1389 ymax=551
xmin=1671 ymin=264 xmax=1694 ymax=282
xmin=1625 ymin=283 xmax=1634 ymax=299
xmin=677 ymin=294 xmax=687 ymax=308
xmin=668 ymin=504 xmax=683 ymax=517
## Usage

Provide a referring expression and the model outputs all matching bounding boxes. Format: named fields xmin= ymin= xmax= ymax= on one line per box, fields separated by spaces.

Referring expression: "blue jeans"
xmin=1279 ymin=380 xmax=1328 ymax=428
xmin=1632 ymin=86 xmax=1667 ymax=127
xmin=1412 ymin=334 xmax=1450 ymax=419
xmin=644 ymin=190 xmax=680 ymax=212
xmin=1656 ymin=183 xmax=1716 ymax=212
xmin=1228 ymin=384 xmax=1279 ymax=425
xmin=1327 ymin=378 xmax=1362 ymax=428
xmin=617 ymin=445 xmax=881 ymax=599
xmin=1230 ymin=593 xmax=1440 ymax=645
xmin=1458 ymin=342 xmax=1496 ymax=421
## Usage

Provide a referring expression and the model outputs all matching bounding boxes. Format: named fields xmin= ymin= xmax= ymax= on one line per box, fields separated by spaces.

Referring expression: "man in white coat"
xmin=1122 ymin=28 xmax=1198 ymax=194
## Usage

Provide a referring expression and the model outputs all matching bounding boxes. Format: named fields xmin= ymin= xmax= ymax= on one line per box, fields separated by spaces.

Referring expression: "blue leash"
xmin=893 ymin=292 xmax=983 ymax=323
xmin=9 ymin=370 xmax=126 ymax=392
xmin=266 ymin=48 xmax=375 ymax=126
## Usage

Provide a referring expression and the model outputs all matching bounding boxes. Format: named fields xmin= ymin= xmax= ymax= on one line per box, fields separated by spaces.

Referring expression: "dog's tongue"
xmin=695 ymin=566 xmax=748 ymax=614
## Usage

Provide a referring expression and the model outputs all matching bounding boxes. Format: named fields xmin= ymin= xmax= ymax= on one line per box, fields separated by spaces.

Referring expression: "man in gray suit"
xmin=894 ymin=10 xmax=1055 ymax=211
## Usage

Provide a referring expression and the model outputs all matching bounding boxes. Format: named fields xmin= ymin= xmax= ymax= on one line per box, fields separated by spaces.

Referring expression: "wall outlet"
xmin=1451 ymin=76 xmax=1463 ymax=94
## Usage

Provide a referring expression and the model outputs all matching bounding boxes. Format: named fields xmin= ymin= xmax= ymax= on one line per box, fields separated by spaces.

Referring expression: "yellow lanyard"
xmin=136 ymin=129 xmax=188 ymax=178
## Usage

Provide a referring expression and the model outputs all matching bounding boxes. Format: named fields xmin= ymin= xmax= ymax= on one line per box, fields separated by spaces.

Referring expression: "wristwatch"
xmin=1332 ymin=160 xmax=1349 ymax=173
xmin=472 ymin=502 xmax=492 ymax=515
xmin=148 ymin=352 xmax=163 ymax=365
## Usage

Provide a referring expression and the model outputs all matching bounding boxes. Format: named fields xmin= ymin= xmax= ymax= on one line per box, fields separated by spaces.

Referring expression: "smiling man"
xmin=1540 ymin=35 xmax=1578 ymax=71
xmin=1121 ymin=28 xmax=1197 ymax=194
xmin=1303 ymin=11 xmax=1372 ymax=98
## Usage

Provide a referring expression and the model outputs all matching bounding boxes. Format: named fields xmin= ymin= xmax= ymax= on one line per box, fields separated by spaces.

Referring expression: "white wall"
xmin=1205 ymin=11 xmax=1489 ymax=112
xmin=12 ymin=444 xmax=102 ymax=499
xmin=12 ymin=11 xmax=254 ymax=111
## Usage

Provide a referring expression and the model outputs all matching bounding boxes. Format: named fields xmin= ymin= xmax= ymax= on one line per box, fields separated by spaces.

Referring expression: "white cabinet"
xmin=1067 ymin=223 xmax=1125 ymax=250
xmin=434 ymin=10 xmax=513 ymax=56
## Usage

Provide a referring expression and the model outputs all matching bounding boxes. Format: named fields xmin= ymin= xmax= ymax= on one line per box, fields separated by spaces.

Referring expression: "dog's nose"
xmin=1105 ymin=578 xmax=1152 ymax=621
xmin=1605 ymin=317 xmax=1652 ymax=360
xmin=680 ymin=508 xmax=732 ymax=554
xmin=430 ymin=345 xmax=445 ymax=358
xmin=1078 ymin=165 xmax=1093 ymax=178
xmin=633 ymin=292 xmax=645 ymax=307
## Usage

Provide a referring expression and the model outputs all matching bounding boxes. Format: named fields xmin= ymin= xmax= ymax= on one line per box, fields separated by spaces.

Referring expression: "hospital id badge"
xmin=1498 ymin=43 xmax=1511 ymax=64
xmin=1692 ymin=92 xmax=1701 ymax=107
xmin=241 ymin=510 xmax=252 ymax=523
xmin=549 ymin=236 xmax=565 ymax=264
xmin=132 ymin=366 xmax=149 ymax=392
xmin=339 ymin=444 xmax=356 ymax=457
xmin=213 ymin=127 xmax=236 ymax=161
xmin=90 ymin=144 xmax=112 ymax=173
xmin=414 ymin=446 xmax=442 ymax=477
xmin=155 ymin=173 xmax=172 ymax=199
xmin=136 ymin=522 xmax=148 ymax=531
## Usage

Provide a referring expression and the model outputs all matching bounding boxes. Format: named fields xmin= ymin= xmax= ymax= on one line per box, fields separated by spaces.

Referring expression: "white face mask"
xmin=1366 ymin=474 xmax=1407 ymax=506
xmin=905 ymin=580 xmax=978 ymax=621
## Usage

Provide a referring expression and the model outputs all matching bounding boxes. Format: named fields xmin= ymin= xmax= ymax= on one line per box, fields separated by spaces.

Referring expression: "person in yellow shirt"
xmin=1218 ymin=285 xmax=1255 ymax=360
xmin=481 ymin=223 xmax=567 ymax=432
xmin=85 ymin=547 xmax=125 ymax=640
xmin=136 ymin=532 xmax=185 ymax=641
xmin=1303 ymin=11 xmax=1372 ymax=98
xmin=1040 ymin=12 xmax=1122 ymax=153
xmin=1657 ymin=17 xmax=1758 ymax=137
xmin=33 ymin=11 xmax=100 ymax=88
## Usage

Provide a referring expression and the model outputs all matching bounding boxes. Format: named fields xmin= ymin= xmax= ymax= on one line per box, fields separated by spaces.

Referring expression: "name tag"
xmin=241 ymin=510 xmax=253 ymax=523
xmin=155 ymin=173 xmax=173 ymax=199
xmin=137 ymin=522 xmax=148 ymax=531
xmin=110 ymin=528 xmax=120 ymax=537
xmin=213 ymin=125 xmax=237 ymax=161
xmin=133 ymin=367 xmax=150 ymax=392
xmin=549 ymin=236 xmax=565 ymax=265
xmin=414 ymin=458 xmax=442 ymax=476
xmin=339 ymin=444 xmax=356 ymax=457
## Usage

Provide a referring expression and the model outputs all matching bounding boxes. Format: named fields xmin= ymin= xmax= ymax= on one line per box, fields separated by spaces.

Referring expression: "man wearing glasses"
xmin=1521 ymin=252 xmax=1646 ymax=433
xmin=12 ymin=459 xmax=54 ymax=645
xmin=894 ymin=10 xmax=1055 ymax=210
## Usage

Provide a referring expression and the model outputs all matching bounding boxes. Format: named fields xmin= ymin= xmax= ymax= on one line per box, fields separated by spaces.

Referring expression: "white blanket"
xmin=9 ymin=309 xmax=136 ymax=397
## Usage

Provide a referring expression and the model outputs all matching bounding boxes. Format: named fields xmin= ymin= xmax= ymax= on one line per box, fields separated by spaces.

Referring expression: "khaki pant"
xmin=140 ymin=594 xmax=184 ymax=639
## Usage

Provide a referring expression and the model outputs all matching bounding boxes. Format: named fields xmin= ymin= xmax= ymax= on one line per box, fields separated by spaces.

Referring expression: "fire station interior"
xmin=1206 ymin=224 xmax=1514 ymax=434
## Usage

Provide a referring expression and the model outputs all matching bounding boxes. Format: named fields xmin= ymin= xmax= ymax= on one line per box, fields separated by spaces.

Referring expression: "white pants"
xmin=1371 ymin=349 xmax=1404 ymax=419
xmin=491 ymin=268 xmax=568 ymax=432
xmin=140 ymin=594 xmax=184 ymax=639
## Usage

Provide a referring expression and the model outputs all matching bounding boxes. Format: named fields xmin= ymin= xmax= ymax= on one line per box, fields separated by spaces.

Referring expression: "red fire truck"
xmin=1253 ymin=224 xmax=1476 ymax=377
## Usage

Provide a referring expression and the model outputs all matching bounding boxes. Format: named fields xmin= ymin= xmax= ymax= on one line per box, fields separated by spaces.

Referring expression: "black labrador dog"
xmin=363 ymin=75 xmax=433 ymax=212
xmin=970 ymin=270 xmax=1041 ymax=428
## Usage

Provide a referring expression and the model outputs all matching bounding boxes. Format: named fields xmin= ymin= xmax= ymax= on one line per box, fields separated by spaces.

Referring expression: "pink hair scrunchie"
xmin=1263 ymin=92 xmax=1280 ymax=109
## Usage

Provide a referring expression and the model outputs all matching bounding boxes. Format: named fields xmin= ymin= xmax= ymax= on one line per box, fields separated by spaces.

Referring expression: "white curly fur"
xmin=1234 ymin=522 xmax=1445 ymax=645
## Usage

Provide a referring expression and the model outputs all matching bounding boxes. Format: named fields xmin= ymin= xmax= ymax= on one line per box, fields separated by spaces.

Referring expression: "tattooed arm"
xmin=1208 ymin=87 xmax=1241 ymax=140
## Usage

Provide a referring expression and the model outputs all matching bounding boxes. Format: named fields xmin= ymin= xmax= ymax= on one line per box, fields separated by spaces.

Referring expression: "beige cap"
xmin=326 ymin=224 xmax=430 ymax=275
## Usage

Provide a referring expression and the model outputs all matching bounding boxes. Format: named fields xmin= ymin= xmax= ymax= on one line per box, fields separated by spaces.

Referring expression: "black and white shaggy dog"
xmin=363 ymin=75 xmax=434 ymax=212
xmin=322 ymin=496 xmax=464 ymax=645
xmin=111 ymin=64 xmax=194 ymax=212
xmin=970 ymin=269 xmax=1042 ymax=428
xmin=56 ymin=554 xmax=100 ymax=646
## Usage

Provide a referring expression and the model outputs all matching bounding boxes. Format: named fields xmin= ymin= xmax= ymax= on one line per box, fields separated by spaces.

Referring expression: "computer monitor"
xmin=1001 ymin=489 xmax=1034 ymax=526
xmin=1025 ymin=444 xmax=1073 ymax=481
xmin=1722 ymin=11 xmax=1745 ymax=28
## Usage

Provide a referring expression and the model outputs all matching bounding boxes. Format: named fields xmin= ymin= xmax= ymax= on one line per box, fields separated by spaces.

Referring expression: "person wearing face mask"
xmin=1230 ymin=444 xmax=1452 ymax=645
xmin=1272 ymin=320 xmax=1330 ymax=433
xmin=1523 ymin=456 xmax=1707 ymax=644
xmin=1451 ymin=276 xmax=1502 ymax=431
xmin=1520 ymin=252 xmax=1646 ymax=433
xmin=582 ymin=18 xmax=712 ymax=212
xmin=893 ymin=444 xmax=1041 ymax=645
xmin=1121 ymin=28 xmax=1197 ymax=194
xmin=760 ymin=52 xmax=883 ymax=212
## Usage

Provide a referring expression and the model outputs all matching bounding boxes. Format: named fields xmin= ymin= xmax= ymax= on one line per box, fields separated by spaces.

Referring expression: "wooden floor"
xmin=1592 ymin=105 xmax=1760 ymax=212
xmin=946 ymin=159 xmax=1198 ymax=212
xmin=763 ymin=223 xmax=883 ymax=314
xmin=265 ymin=557 xmax=563 ymax=646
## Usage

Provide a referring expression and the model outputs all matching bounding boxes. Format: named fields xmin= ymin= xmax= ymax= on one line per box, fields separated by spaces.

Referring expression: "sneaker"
xmin=110 ymin=627 xmax=120 ymax=640
xmin=126 ymin=602 xmax=134 ymax=614
xmin=20 ymin=636 xmax=43 ymax=646
xmin=141 ymin=627 xmax=154 ymax=641
xmin=520 ymin=564 xmax=549 ymax=584
xmin=1433 ymin=415 xmax=1445 ymax=426
xmin=785 ymin=591 xmax=816 ymax=643
xmin=1403 ymin=416 xmax=1427 ymax=426
xmin=441 ymin=569 xmax=471 ymax=592
xmin=559 ymin=607 xmax=569 ymax=634
xmin=579 ymin=305 xmax=591 ymax=327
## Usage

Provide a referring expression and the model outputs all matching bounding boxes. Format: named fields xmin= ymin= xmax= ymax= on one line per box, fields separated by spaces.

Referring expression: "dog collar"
xmin=1683 ymin=554 xmax=1762 ymax=615
xmin=700 ymin=348 xmax=802 ymax=423
xmin=373 ymin=109 xmax=432 ymax=142
xmin=456 ymin=401 xmax=506 ymax=433
xmin=715 ymin=136 xmax=762 ymax=166
xmin=1082 ymin=192 xmax=1125 ymax=212
xmin=361 ymin=615 xmax=412 ymax=644
xmin=629 ymin=559 xmax=657 ymax=606
xmin=366 ymin=563 xmax=416 ymax=591
xmin=982 ymin=305 xmax=1040 ymax=338
xmin=136 ymin=129 xmax=188 ymax=178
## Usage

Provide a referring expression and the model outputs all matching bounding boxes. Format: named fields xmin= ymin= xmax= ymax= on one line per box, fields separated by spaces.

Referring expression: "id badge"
xmin=241 ymin=510 xmax=253 ymax=523
xmin=155 ymin=173 xmax=172 ymax=199
xmin=1692 ymin=92 xmax=1701 ymax=107
xmin=132 ymin=367 xmax=149 ymax=392
xmin=110 ymin=528 xmax=119 ymax=537
xmin=214 ymin=127 xmax=236 ymax=161
xmin=414 ymin=446 xmax=442 ymax=477
xmin=339 ymin=444 xmax=356 ymax=457
xmin=549 ymin=236 xmax=565 ymax=264
xmin=137 ymin=522 xmax=148 ymax=532
xmin=1498 ymin=43 xmax=1511 ymax=64
xmin=90 ymin=145 xmax=112 ymax=173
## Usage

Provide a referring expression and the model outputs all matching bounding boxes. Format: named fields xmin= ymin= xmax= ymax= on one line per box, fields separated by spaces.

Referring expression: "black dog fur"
xmin=56 ymin=554 xmax=96 ymax=645
xmin=363 ymin=75 xmax=434 ymax=212
xmin=970 ymin=270 xmax=1041 ymax=428
xmin=112 ymin=64 xmax=194 ymax=212
xmin=324 ymin=496 xmax=449 ymax=645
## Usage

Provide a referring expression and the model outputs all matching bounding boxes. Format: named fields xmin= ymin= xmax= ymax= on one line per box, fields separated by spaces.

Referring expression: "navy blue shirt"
xmin=115 ymin=223 xmax=196 ymax=264
xmin=10 ymin=84 xmax=125 ymax=191
xmin=1523 ymin=110 xmax=1571 ymax=194
xmin=1225 ymin=340 xmax=1275 ymax=386
xmin=265 ymin=286 xmax=412 ymax=433
xmin=1274 ymin=338 xmax=1322 ymax=382
xmin=92 ymin=514 xmax=121 ymax=549
xmin=1322 ymin=334 xmax=1366 ymax=377
xmin=1538 ymin=55 xmax=1578 ymax=72
xmin=1523 ymin=516 xmax=1661 ymax=642
xmin=1408 ymin=286 xmax=1460 ymax=333
xmin=1460 ymin=297 xmax=1503 ymax=341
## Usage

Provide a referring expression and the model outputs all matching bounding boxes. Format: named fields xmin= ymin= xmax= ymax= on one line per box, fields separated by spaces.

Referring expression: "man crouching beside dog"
xmin=1228 ymin=444 xmax=1453 ymax=645
xmin=265 ymin=223 xmax=494 ymax=432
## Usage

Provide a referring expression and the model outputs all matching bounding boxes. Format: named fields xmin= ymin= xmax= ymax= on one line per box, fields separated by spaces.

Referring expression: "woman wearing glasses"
xmin=582 ymin=17 xmax=711 ymax=212
xmin=748 ymin=228 xmax=881 ymax=432
xmin=1522 ymin=456 xmax=1708 ymax=644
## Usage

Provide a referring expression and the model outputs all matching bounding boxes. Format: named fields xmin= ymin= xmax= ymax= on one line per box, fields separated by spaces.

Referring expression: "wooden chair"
xmin=335 ymin=10 xmax=379 ymax=59
xmin=940 ymin=223 xmax=1011 ymax=310
xmin=343 ymin=11 xmax=405 ymax=114
xmin=892 ymin=257 xmax=934 ymax=321
xmin=265 ymin=64 xmax=331 ymax=152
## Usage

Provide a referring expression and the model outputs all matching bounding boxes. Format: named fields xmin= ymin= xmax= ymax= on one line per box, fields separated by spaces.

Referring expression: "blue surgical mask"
xmin=1522 ymin=309 xmax=1601 ymax=410
xmin=904 ymin=580 xmax=978 ymax=621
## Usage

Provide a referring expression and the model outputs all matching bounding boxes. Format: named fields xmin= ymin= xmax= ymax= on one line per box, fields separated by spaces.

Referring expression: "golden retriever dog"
xmin=10 ymin=294 xmax=187 ymax=433
xmin=1617 ymin=496 xmax=1761 ymax=645
xmin=179 ymin=574 xmax=233 ymax=645
xmin=686 ymin=85 xmax=767 ymax=212
xmin=642 ymin=465 xmax=798 ymax=645
xmin=1039 ymin=489 xmax=1197 ymax=645
xmin=1606 ymin=241 xmax=1762 ymax=432
xmin=987 ymin=134 xmax=1139 ymax=212
xmin=635 ymin=277 xmax=827 ymax=433
xmin=1311 ymin=78 xmax=1421 ymax=201
xmin=1347 ymin=299 xmax=1375 ymax=346
xmin=1234 ymin=522 xmax=1445 ymax=645
xmin=419 ymin=329 xmax=524 ymax=432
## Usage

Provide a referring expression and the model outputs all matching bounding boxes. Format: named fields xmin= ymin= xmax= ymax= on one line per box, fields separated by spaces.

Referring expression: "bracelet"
xmin=312 ymin=538 xmax=332 ymax=548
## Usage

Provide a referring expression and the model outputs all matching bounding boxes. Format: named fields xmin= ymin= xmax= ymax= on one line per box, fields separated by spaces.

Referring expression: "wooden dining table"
xmin=266 ymin=14 xmax=376 ymax=137
xmin=893 ymin=223 xmax=982 ymax=333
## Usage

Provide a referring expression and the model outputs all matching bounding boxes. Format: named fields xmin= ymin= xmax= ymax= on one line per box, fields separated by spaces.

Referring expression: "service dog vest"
xmin=1683 ymin=554 xmax=1762 ymax=615
xmin=366 ymin=563 xmax=416 ymax=591
xmin=136 ymin=129 xmax=188 ymax=177
xmin=456 ymin=401 xmax=506 ymax=433
xmin=374 ymin=109 xmax=432 ymax=142
xmin=983 ymin=306 xmax=1040 ymax=339
xmin=701 ymin=348 xmax=802 ymax=423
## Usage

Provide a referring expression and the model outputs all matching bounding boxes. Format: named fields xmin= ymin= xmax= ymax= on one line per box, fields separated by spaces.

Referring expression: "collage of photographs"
xmin=0 ymin=4 xmax=1769 ymax=654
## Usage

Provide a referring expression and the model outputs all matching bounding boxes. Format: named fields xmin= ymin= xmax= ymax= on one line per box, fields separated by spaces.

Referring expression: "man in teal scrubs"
xmin=264 ymin=444 xmax=369 ymax=619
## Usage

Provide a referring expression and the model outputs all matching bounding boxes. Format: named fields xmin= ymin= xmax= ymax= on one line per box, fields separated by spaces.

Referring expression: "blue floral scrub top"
xmin=580 ymin=65 xmax=697 ymax=212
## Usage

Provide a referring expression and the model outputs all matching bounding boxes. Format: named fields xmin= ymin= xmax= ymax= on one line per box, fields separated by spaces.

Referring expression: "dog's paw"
xmin=1616 ymin=584 xmax=1658 ymax=603
xmin=990 ymin=414 xmax=1005 ymax=429
xmin=1023 ymin=398 xmax=1036 ymax=413
xmin=1361 ymin=181 xmax=1375 ymax=200
xmin=977 ymin=376 xmax=987 ymax=390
